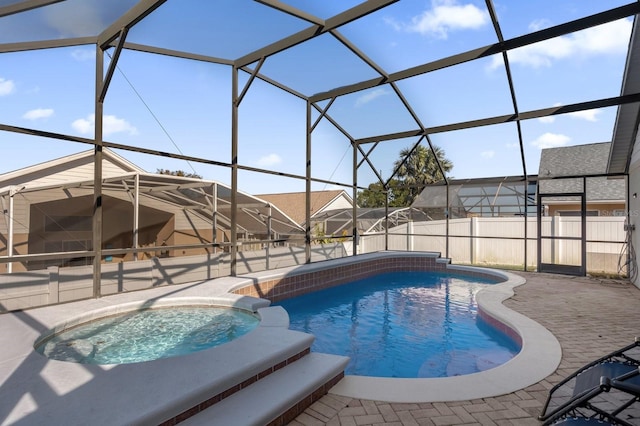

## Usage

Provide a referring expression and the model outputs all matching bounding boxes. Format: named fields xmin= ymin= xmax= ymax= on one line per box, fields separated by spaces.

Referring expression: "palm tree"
xmin=393 ymin=144 xmax=452 ymax=205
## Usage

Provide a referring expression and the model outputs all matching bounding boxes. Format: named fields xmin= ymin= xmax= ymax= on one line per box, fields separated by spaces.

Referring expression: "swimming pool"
xmin=4 ymin=252 xmax=562 ymax=420
xmin=277 ymin=270 xmax=520 ymax=378
xmin=35 ymin=306 xmax=259 ymax=364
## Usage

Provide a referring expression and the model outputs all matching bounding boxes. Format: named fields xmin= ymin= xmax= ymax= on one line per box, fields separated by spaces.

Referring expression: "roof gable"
xmin=256 ymin=190 xmax=353 ymax=225
xmin=538 ymin=142 xmax=611 ymax=177
xmin=0 ymin=148 xmax=144 ymax=189
xmin=538 ymin=142 xmax=625 ymax=201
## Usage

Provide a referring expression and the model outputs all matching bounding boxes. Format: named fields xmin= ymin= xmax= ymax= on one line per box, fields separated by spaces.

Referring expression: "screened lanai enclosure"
xmin=1 ymin=0 xmax=639 ymax=311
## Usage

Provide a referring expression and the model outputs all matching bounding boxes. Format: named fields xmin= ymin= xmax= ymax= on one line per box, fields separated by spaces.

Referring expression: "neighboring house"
xmin=408 ymin=143 xmax=623 ymax=220
xmin=256 ymin=190 xmax=354 ymax=237
xmin=411 ymin=175 xmax=537 ymax=219
xmin=538 ymin=142 xmax=626 ymax=217
xmin=0 ymin=149 xmax=302 ymax=273
xmin=256 ymin=190 xmax=353 ymax=224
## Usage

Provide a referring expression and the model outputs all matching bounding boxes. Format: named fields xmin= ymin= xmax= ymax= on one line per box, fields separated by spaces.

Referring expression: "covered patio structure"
xmin=0 ymin=1 xmax=639 ymax=299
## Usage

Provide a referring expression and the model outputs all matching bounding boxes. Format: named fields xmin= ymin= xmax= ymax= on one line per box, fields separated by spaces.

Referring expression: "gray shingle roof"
xmin=538 ymin=142 xmax=625 ymax=201
xmin=255 ymin=190 xmax=350 ymax=225
xmin=538 ymin=142 xmax=610 ymax=177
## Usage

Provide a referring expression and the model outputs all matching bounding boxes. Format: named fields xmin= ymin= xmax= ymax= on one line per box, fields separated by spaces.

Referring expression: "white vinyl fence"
xmin=359 ymin=216 xmax=627 ymax=274
xmin=0 ymin=214 xmax=628 ymax=313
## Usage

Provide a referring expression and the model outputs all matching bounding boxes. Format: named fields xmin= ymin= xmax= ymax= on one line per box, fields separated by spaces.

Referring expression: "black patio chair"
xmin=539 ymin=339 xmax=640 ymax=426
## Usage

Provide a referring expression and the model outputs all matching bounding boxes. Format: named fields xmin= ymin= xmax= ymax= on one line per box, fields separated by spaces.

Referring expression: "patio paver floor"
xmin=289 ymin=271 xmax=640 ymax=426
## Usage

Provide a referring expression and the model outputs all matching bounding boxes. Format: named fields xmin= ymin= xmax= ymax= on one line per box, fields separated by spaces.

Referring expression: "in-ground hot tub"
xmin=34 ymin=300 xmax=259 ymax=365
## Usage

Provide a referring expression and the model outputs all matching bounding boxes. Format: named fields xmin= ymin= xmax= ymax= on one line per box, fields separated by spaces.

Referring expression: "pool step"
xmin=180 ymin=352 xmax=349 ymax=426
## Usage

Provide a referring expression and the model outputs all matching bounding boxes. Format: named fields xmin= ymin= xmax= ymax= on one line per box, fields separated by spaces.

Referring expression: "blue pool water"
xmin=276 ymin=271 xmax=520 ymax=378
xmin=35 ymin=306 xmax=259 ymax=365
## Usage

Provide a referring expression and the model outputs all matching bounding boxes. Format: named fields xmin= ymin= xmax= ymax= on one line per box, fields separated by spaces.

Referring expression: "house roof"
xmin=538 ymin=142 xmax=611 ymax=177
xmin=0 ymin=148 xmax=144 ymax=189
xmin=608 ymin=15 xmax=640 ymax=174
xmin=256 ymin=190 xmax=352 ymax=225
xmin=538 ymin=142 xmax=626 ymax=201
xmin=0 ymin=149 xmax=303 ymax=236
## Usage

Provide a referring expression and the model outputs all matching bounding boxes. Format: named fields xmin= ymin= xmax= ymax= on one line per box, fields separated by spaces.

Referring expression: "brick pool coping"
xmin=231 ymin=251 xmax=497 ymax=302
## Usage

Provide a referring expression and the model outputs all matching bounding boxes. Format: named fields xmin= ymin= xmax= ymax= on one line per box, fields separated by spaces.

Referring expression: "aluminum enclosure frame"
xmin=1 ymin=1 xmax=640 ymax=295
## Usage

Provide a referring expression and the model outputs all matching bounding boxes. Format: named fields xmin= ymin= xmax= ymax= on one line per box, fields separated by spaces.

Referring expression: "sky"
xmin=0 ymin=0 xmax=635 ymax=195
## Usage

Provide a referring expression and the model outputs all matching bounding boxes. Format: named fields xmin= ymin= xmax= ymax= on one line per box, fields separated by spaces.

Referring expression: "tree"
xmin=356 ymin=182 xmax=388 ymax=208
xmin=356 ymin=145 xmax=452 ymax=208
xmin=156 ymin=168 xmax=202 ymax=179
xmin=393 ymin=144 xmax=452 ymax=206
xmin=358 ymin=179 xmax=411 ymax=208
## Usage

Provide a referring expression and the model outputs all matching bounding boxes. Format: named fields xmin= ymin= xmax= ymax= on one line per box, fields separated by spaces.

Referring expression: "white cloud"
xmin=568 ymin=109 xmax=600 ymax=122
xmin=72 ymin=116 xmax=93 ymax=135
xmin=490 ymin=18 xmax=632 ymax=69
xmin=538 ymin=103 xmax=561 ymax=123
xmin=23 ymin=108 xmax=54 ymax=120
xmin=480 ymin=150 xmax=495 ymax=159
xmin=0 ymin=78 xmax=15 ymax=96
xmin=528 ymin=19 xmax=551 ymax=32
xmin=505 ymin=142 xmax=519 ymax=149
xmin=573 ymin=19 xmax=632 ymax=55
xmin=257 ymin=153 xmax=282 ymax=167
xmin=400 ymin=0 xmax=489 ymax=39
xmin=72 ymin=114 xmax=138 ymax=137
xmin=531 ymin=132 xmax=571 ymax=149
xmin=537 ymin=104 xmax=599 ymax=123
xmin=355 ymin=88 xmax=389 ymax=107
xmin=103 ymin=115 xmax=138 ymax=136
xmin=499 ymin=37 xmax=574 ymax=68
xmin=384 ymin=16 xmax=402 ymax=32
xmin=71 ymin=49 xmax=94 ymax=62
xmin=44 ymin=2 xmax=104 ymax=37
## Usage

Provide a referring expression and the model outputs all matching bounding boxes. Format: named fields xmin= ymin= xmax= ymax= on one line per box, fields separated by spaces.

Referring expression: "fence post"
xmin=470 ymin=217 xmax=478 ymax=264
xmin=552 ymin=215 xmax=564 ymax=263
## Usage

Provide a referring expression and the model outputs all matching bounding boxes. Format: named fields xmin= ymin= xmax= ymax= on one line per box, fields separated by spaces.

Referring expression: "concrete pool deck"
xmin=1 ymin=253 xmax=639 ymax=425
xmin=291 ymin=271 xmax=640 ymax=425
xmin=0 ymin=278 xmax=314 ymax=425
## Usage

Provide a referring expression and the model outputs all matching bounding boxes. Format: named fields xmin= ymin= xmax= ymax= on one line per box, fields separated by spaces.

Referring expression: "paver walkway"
xmin=289 ymin=271 xmax=640 ymax=426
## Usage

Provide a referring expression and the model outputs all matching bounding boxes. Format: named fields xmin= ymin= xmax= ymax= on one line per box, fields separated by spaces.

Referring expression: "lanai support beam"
xmin=486 ymin=0 xmax=529 ymax=270
xmin=236 ymin=0 xmax=398 ymax=68
xmin=133 ymin=174 xmax=140 ymax=261
xmin=311 ymin=3 xmax=640 ymax=102
xmin=212 ymin=183 xmax=218 ymax=254
xmin=0 ymin=0 xmax=64 ymax=18
xmin=92 ymin=44 xmax=105 ymax=298
xmin=99 ymin=27 xmax=129 ymax=103
xmin=305 ymin=100 xmax=312 ymax=263
xmin=266 ymin=205 xmax=272 ymax=269
xmin=7 ymin=188 xmax=15 ymax=273
xmin=352 ymin=140 xmax=358 ymax=255
xmin=98 ymin=0 xmax=167 ymax=48
xmin=231 ymin=67 xmax=239 ymax=276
